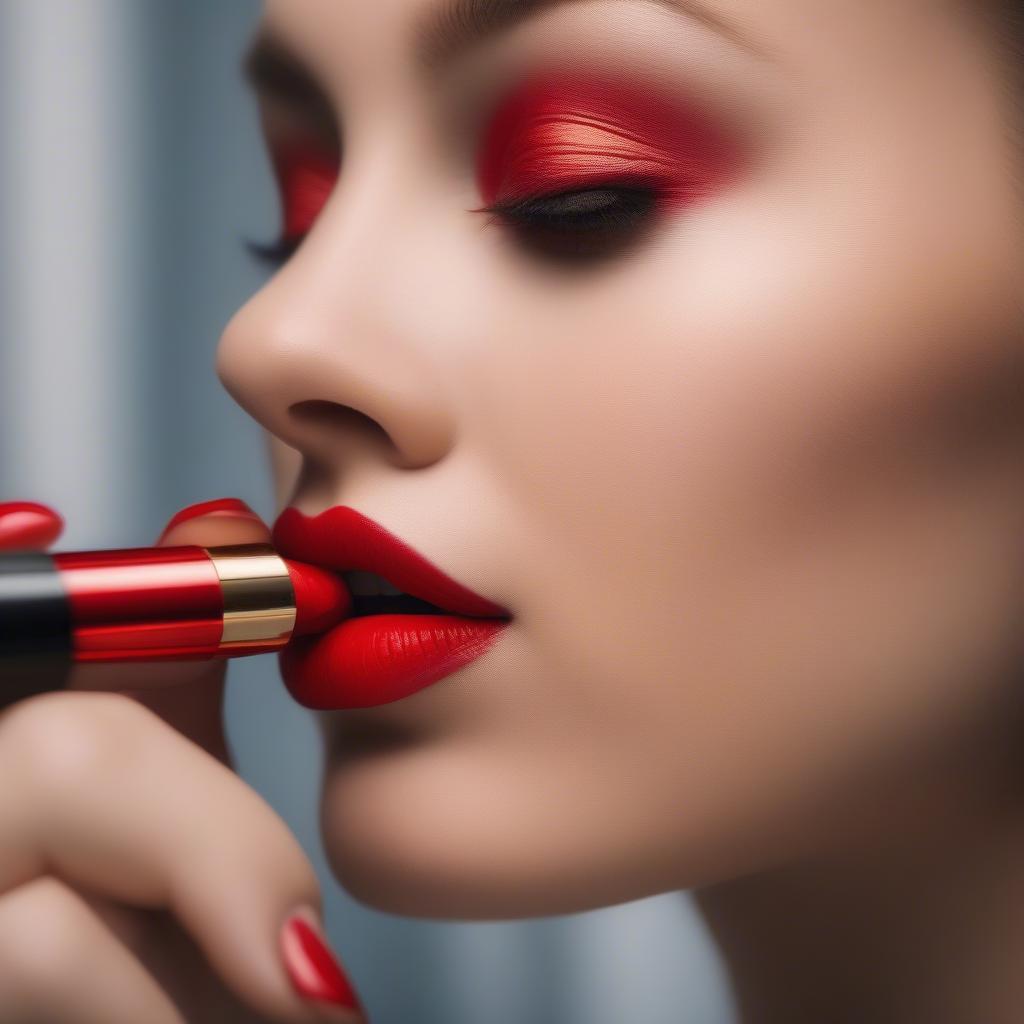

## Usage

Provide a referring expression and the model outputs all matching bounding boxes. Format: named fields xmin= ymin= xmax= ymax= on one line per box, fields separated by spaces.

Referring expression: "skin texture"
xmin=220 ymin=0 xmax=1024 ymax=1019
xmin=224 ymin=0 xmax=1023 ymax=896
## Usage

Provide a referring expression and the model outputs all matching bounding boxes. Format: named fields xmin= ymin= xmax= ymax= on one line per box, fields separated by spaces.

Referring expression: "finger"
xmin=0 ymin=691 xmax=365 ymax=1022
xmin=66 ymin=656 xmax=232 ymax=766
xmin=0 ymin=501 xmax=64 ymax=551
xmin=84 ymin=899 xmax=285 ymax=1023
xmin=156 ymin=496 xmax=271 ymax=548
xmin=0 ymin=877 xmax=185 ymax=1024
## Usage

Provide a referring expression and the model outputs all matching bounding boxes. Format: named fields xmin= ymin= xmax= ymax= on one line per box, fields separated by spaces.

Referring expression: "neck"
xmin=695 ymin=705 xmax=1024 ymax=1024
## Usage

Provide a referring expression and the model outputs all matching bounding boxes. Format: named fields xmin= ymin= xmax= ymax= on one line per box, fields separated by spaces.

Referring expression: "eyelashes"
xmin=472 ymin=184 xmax=660 ymax=261
xmin=244 ymin=233 xmax=306 ymax=268
xmin=246 ymin=182 xmax=662 ymax=270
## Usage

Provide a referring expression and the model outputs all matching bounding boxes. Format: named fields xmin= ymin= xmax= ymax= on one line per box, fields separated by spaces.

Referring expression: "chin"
xmin=321 ymin=741 xmax=655 ymax=917
xmin=318 ymin=755 xmax=593 ymax=919
xmin=317 ymin=739 xmax=738 ymax=919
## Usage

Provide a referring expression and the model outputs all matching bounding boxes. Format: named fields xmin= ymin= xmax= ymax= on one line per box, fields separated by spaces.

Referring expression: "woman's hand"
xmin=0 ymin=500 xmax=365 ymax=1024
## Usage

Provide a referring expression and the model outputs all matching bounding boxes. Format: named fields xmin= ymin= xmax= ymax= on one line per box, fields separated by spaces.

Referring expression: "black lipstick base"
xmin=0 ymin=552 xmax=71 ymax=702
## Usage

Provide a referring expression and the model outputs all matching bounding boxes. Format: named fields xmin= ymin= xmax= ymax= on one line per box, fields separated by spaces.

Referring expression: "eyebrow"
xmin=414 ymin=0 xmax=775 ymax=73
xmin=242 ymin=32 xmax=332 ymax=114
xmin=243 ymin=0 xmax=773 ymax=103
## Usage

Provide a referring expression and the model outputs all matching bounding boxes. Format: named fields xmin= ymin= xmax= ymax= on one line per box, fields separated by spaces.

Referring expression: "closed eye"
xmin=471 ymin=184 xmax=661 ymax=262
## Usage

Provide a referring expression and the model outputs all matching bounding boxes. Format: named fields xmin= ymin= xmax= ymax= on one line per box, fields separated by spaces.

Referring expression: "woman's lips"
xmin=272 ymin=506 xmax=512 ymax=709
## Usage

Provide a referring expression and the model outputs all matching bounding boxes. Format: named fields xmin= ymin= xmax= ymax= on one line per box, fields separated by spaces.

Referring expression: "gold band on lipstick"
xmin=205 ymin=544 xmax=296 ymax=652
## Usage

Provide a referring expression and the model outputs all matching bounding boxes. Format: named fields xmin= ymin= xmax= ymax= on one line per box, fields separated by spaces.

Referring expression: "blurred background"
xmin=0 ymin=3 xmax=735 ymax=1021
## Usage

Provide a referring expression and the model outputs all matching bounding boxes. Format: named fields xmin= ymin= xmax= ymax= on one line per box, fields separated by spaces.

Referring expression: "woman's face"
xmin=218 ymin=0 xmax=1024 ymax=916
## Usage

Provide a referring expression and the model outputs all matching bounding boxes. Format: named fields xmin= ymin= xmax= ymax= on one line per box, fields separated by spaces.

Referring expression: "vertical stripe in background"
xmin=1 ymin=0 xmax=142 ymax=547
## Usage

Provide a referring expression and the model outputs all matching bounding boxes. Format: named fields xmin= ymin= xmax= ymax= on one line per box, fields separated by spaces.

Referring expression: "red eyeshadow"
xmin=476 ymin=70 xmax=743 ymax=211
xmin=271 ymin=143 xmax=340 ymax=239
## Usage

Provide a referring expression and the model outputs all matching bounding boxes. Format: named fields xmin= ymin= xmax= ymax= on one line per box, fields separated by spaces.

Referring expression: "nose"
xmin=217 ymin=174 xmax=457 ymax=474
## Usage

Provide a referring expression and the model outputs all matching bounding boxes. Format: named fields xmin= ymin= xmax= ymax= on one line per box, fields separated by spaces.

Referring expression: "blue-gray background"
xmin=0 ymin=3 xmax=735 ymax=1021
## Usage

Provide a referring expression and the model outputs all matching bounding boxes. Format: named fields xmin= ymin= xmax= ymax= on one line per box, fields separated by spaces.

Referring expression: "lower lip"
xmin=279 ymin=612 xmax=510 ymax=709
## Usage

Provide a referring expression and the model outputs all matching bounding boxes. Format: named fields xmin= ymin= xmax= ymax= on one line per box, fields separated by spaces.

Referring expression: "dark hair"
xmin=968 ymin=1 xmax=1024 ymax=213
xmin=978 ymin=2 xmax=1024 ymax=126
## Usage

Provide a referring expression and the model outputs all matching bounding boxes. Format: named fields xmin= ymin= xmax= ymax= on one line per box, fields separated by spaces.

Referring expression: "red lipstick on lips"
xmin=272 ymin=506 xmax=513 ymax=710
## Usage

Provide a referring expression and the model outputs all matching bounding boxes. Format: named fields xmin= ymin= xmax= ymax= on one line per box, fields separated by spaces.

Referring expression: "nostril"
xmin=287 ymin=390 xmax=455 ymax=470
xmin=288 ymin=399 xmax=391 ymax=445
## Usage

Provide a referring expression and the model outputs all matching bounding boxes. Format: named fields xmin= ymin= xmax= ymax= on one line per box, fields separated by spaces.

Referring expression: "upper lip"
xmin=272 ymin=505 xmax=512 ymax=620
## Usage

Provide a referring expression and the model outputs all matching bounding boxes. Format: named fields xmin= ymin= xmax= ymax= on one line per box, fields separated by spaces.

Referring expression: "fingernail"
xmin=157 ymin=497 xmax=261 ymax=543
xmin=280 ymin=908 xmax=363 ymax=1015
xmin=0 ymin=501 xmax=64 ymax=548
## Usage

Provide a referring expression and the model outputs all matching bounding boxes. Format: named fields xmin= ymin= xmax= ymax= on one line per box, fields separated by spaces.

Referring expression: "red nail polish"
xmin=157 ymin=498 xmax=261 ymax=543
xmin=0 ymin=501 xmax=64 ymax=549
xmin=280 ymin=913 xmax=362 ymax=1013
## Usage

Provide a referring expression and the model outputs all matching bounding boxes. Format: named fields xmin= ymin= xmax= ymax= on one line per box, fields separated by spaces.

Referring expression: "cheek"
xmin=311 ymin=234 xmax=1024 ymax=915
xmin=311 ymin=46 xmax=1024 ymax=907
xmin=465 ymin=187 xmax=1024 ymax=851
xmin=481 ymin=119 xmax=1024 ymax=638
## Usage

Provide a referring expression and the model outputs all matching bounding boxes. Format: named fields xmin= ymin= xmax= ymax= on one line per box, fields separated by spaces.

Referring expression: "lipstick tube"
xmin=0 ymin=543 xmax=350 ymax=705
